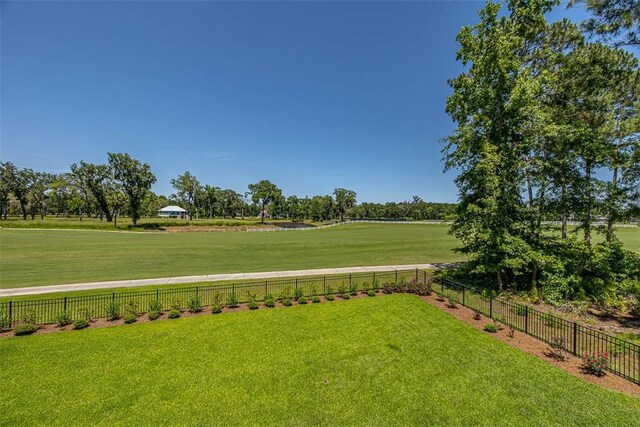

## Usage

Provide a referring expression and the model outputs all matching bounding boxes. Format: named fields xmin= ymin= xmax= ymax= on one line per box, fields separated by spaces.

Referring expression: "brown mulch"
xmin=420 ymin=293 xmax=640 ymax=396
xmin=2 ymin=291 xmax=638 ymax=395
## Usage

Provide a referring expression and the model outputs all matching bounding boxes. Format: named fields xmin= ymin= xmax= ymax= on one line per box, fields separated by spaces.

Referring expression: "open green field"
xmin=1 ymin=224 xmax=638 ymax=289
xmin=1 ymin=295 xmax=637 ymax=426
xmin=0 ymin=224 xmax=461 ymax=288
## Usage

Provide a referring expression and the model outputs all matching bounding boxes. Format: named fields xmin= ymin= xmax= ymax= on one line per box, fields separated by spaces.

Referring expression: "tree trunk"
xmin=584 ymin=160 xmax=592 ymax=245
xmin=496 ymin=270 xmax=504 ymax=292
xmin=561 ymin=178 xmax=568 ymax=239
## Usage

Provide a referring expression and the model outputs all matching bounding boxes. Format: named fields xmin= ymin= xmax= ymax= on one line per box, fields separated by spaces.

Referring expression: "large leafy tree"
xmin=171 ymin=171 xmax=201 ymax=220
xmin=248 ymin=180 xmax=282 ymax=223
xmin=333 ymin=188 xmax=357 ymax=222
xmin=70 ymin=161 xmax=114 ymax=222
xmin=444 ymin=0 xmax=557 ymax=289
xmin=108 ymin=153 xmax=156 ymax=226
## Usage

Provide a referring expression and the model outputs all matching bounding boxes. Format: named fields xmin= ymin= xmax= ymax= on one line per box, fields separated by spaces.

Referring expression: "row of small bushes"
xmin=2 ymin=278 xmax=435 ymax=336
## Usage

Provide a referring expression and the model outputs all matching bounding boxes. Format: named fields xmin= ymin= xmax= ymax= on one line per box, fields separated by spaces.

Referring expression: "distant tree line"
xmin=444 ymin=0 xmax=640 ymax=302
xmin=0 ymin=158 xmax=457 ymax=224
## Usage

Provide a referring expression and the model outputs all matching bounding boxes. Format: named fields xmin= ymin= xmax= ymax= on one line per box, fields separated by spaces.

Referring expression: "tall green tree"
xmin=70 ymin=161 xmax=114 ymax=222
xmin=171 ymin=171 xmax=201 ymax=220
xmin=333 ymin=188 xmax=357 ymax=222
xmin=444 ymin=0 xmax=557 ymax=289
xmin=108 ymin=153 xmax=156 ymax=226
xmin=248 ymin=180 xmax=282 ymax=223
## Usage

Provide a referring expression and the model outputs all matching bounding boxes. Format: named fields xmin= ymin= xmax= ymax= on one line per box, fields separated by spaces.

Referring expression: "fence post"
xmin=349 ymin=274 xmax=352 ymax=287
xmin=64 ymin=297 xmax=67 ymax=311
xmin=573 ymin=322 xmax=578 ymax=355
xmin=395 ymin=270 xmax=398 ymax=283
xmin=423 ymin=271 xmax=426 ymax=285
xmin=112 ymin=292 xmax=115 ymax=302
xmin=156 ymin=289 xmax=159 ymax=300
xmin=415 ymin=268 xmax=418 ymax=282
xmin=489 ymin=294 xmax=493 ymax=319
xmin=196 ymin=286 xmax=199 ymax=296
xmin=265 ymin=281 xmax=268 ymax=296
xmin=462 ymin=288 xmax=465 ymax=306
xmin=372 ymin=272 xmax=376 ymax=288
xmin=295 ymin=278 xmax=298 ymax=290
xmin=524 ymin=306 xmax=529 ymax=334
xmin=232 ymin=283 xmax=235 ymax=295
xmin=9 ymin=301 xmax=12 ymax=324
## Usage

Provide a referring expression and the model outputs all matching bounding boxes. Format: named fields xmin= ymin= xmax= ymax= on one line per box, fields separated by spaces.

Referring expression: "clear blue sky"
xmin=1 ymin=1 xmax=586 ymax=203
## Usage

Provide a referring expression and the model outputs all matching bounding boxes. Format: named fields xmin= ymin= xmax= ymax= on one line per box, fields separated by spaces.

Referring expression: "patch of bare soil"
xmin=421 ymin=293 xmax=640 ymax=396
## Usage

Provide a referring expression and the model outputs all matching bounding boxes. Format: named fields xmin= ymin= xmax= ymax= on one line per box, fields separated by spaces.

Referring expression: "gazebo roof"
xmin=158 ymin=205 xmax=187 ymax=212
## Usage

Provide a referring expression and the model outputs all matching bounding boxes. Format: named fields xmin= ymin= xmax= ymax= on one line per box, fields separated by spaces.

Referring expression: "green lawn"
xmin=0 ymin=224 xmax=461 ymax=288
xmin=0 ymin=295 xmax=638 ymax=426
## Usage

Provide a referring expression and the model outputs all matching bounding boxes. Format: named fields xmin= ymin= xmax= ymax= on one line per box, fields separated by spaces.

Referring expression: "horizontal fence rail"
xmin=438 ymin=278 xmax=640 ymax=385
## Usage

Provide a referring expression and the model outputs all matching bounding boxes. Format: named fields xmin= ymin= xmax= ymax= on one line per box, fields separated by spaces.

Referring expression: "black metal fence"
xmin=438 ymin=278 xmax=640 ymax=385
xmin=0 ymin=269 xmax=430 ymax=327
xmin=1 ymin=269 xmax=638 ymax=385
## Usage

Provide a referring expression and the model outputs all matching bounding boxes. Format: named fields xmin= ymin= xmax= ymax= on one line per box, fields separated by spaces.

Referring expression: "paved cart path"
xmin=0 ymin=263 xmax=453 ymax=297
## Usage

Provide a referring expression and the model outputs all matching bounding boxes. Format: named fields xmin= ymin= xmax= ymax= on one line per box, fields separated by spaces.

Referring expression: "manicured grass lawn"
xmin=0 ymin=224 xmax=461 ymax=288
xmin=0 ymin=295 xmax=638 ymax=426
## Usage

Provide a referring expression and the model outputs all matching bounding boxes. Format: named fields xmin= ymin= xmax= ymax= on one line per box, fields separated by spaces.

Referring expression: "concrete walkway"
xmin=0 ymin=263 xmax=453 ymax=298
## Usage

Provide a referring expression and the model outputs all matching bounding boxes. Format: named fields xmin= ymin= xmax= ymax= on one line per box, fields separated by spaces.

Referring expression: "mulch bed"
xmin=2 ymin=291 xmax=638 ymax=395
xmin=420 ymin=293 xmax=640 ymax=396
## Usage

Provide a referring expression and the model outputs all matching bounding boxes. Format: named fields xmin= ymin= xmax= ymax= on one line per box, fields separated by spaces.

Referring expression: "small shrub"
xmin=264 ymin=298 xmax=276 ymax=308
xmin=484 ymin=323 xmax=498 ymax=333
xmin=123 ymin=300 xmax=139 ymax=317
xmin=298 ymin=296 xmax=308 ymax=305
xmin=187 ymin=295 xmax=203 ymax=313
xmin=248 ymin=299 xmax=259 ymax=310
xmin=282 ymin=298 xmax=292 ymax=306
xmin=311 ymin=295 xmax=321 ymax=303
xmin=325 ymin=286 xmax=336 ymax=301
xmin=54 ymin=310 xmax=73 ymax=327
xmin=14 ymin=323 xmax=38 ymax=336
xmin=279 ymin=287 xmax=293 ymax=302
xmin=72 ymin=319 xmax=89 ymax=330
xmin=124 ymin=313 xmax=137 ymax=324
xmin=583 ymin=352 xmax=609 ymax=376
xmin=435 ymin=292 xmax=445 ymax=301
xmin=169 ymin=300 xmax=182 ymax=311
xmin=382 ymin=281 xmax=394 ymax=294
xmin=472 ymin=310 xmax=482 ymax=321
xmin=168 ymin=309 xmax=181 ymax=319
xmin=147 ymin=310 xmax=161 ymax=321
xmin=293 ymin=287 xmax=304 ymax=301
xmin=211 ymin=303 xmax=223 ymax=314
xmin=211 ymin=292 xmax=223 ymax=307
xmin=105 ymin=301 xmax=120 ymax=321
xmin=367 ymin=289 xmax=376 ymax=297
xmin=340 ymin=293 xmax=351 ymax=300
xmin=349 ymin=283 xmax=358 ymax=296
xmin=149 ymin=299 xmax=163 ymax=313
xmin=227 ymin=293 xmax=239 ymax=308
xmin=447 ymin=297 xmax=458 ymax=309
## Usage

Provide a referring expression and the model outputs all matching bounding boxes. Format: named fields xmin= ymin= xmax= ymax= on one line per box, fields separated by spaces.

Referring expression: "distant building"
xmin=158 ymin=205 xmax=188 ymax=219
